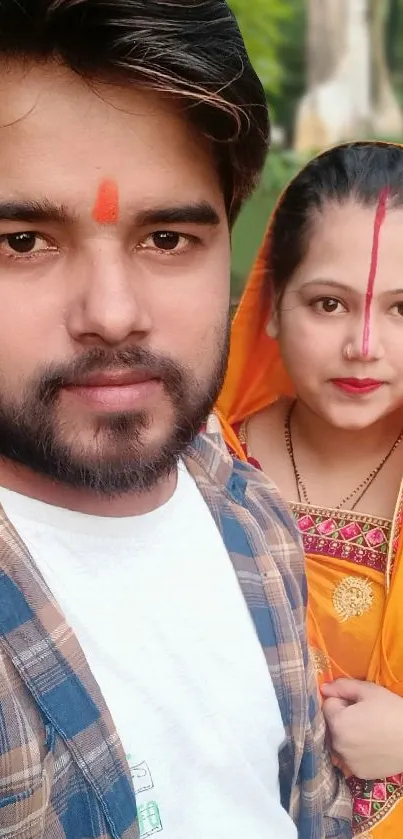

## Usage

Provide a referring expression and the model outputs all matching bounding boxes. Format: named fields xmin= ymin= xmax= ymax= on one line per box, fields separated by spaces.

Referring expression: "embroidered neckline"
xmin=292 ymin=503 xmax=392 ymax=574
xmin=290 ymin=500 xmax=391 ymax=529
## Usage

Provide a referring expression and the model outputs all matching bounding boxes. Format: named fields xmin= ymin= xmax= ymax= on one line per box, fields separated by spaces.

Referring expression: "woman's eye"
xmin=311 ymin=296 xmax=345 ymax=314
xmin=0 ymin=232 xmax=55 ymax=257
xmin=139 ymin=231 xmax=195 ymax=254
xmin=390 ymin=302 xmax=403 ymax=317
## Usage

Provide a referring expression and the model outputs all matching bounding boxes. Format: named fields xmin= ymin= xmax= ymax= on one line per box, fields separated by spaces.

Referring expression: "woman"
xmin=217 ymin=141 xmax=403 ymax=837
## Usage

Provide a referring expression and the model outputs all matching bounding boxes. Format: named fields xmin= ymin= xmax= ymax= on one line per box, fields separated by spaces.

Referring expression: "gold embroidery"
xmin=310 ymin=647 xmax=330 ymax=675
xmin=238 ymin=421 xmax=247 ymax=446
xmin=332 ymin=576 xmax=374 ymax=622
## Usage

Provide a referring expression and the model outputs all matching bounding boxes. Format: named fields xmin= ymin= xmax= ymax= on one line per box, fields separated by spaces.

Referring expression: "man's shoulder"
xmin=186 ymin=427 xmax=305 ymax=586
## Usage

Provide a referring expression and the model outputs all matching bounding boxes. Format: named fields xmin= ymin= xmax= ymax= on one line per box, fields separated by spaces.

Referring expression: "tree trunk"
xmin=306 ymin=0 xmax=345 ymax=87
xmin=294 ymin=0 xmax=371 ymax=152
xmin=370 ymin=0 xmax=402 ymax=134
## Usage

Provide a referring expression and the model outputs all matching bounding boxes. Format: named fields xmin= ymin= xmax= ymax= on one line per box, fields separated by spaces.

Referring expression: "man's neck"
xmin=0 ymin=461 xmax=178 ymax=517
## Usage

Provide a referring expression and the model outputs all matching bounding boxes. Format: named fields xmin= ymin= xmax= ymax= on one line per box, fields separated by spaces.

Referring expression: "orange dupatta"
xmin=217 ymin=204 xmax=293 ymax=451
xmin=216 ymin=156 xmax=403 ymax=835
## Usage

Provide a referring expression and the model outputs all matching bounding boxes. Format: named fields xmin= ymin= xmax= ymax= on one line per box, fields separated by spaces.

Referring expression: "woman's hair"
xmin=0 ymin=0 xmax=269 ymax=223
xmin=269 ymin=141 xmax=403 ymax=298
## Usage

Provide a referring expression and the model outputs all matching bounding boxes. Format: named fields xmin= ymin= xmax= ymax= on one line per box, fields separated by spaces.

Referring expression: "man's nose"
xmin=66 ymin=246 xmax=152 ymax=346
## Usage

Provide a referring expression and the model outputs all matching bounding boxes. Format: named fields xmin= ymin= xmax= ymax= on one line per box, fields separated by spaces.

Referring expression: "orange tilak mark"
xmin=362 ymin=187 xmax=389 ymax=356
xmin=91 ymin=179 xmax=119 ymax=224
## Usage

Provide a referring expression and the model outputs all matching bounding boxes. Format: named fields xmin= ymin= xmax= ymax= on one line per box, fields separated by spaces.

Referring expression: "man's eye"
xmin=152 ymin=231 xmax=181 ymax=251
xmin=139 ymin=231 xmax=195 ymax=254
xmin=0 ymin=232 xmax=54 ymax=257
xmin=311 ymin=296 xmax=345 ymax=314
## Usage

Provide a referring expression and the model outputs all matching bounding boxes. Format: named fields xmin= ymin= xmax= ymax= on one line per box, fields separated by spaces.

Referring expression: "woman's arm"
xmin=323 ymin=679 xmax=403 ymax=779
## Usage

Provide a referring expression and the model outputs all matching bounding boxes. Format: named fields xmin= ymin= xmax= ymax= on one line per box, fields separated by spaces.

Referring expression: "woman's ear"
xmin=265 ymin=310 xmax=279 ymax=339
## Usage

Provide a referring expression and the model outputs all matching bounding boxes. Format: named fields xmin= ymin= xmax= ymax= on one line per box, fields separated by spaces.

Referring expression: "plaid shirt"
xmin=0 ymin=420 xmax=351 ymax=838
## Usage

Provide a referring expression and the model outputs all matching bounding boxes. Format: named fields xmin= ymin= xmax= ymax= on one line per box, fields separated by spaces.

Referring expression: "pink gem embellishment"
xmin=372 ymin=782 xmax=387 ymax=800
xmin=340 ymin=522 xmax=361 ymax=540
xmin=365 ymin=527 xmax=386 ymax=547
xmin=354 ymin=799 xmax=371 ymax=817
xmin=317 ymin=518 xmax=338 ymax=536
xmin=297 ymin=515 xmax=315 ymax=532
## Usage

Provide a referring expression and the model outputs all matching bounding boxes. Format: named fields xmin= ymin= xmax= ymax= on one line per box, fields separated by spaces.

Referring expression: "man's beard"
xmin=0 ymin=320 xmax=230 ymax=496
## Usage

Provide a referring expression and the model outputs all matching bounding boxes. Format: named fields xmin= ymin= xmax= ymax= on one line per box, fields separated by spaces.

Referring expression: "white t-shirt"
xmin=0 ymin=464 xmax=296 ymax=839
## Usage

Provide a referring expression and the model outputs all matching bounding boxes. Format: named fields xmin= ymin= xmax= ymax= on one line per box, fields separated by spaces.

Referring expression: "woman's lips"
xmin=331 ymin=378 xmax=384 ymax=394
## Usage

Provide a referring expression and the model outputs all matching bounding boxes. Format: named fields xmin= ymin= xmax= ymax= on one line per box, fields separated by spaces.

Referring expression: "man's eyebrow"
xmin=0 ymin=200 xmax=71 ymax=224
xmin=0 ymin=199 xmax=222 ymax=227
xmin=135 ymin=202 xmax=221 ymax=227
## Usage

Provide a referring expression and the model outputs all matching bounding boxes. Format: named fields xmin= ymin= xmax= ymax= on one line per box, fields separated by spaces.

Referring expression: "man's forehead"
xmin=0 ymin=60 xmax=212 ymax=166
xmin=0 ymin=59 xmax=226 ymax=225
xmin=0 ymin=58 xmax=169 ymax=120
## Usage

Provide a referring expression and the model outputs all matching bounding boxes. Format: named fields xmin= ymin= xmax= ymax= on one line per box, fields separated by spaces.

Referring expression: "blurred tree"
xmin=270 ymin=0 xmax=305 ymax=143
xmin=229 ymin=0 xmax=306 ymax=292
xmin=370 ymin=0 xmax=402 ymax=134
xmin=387 ymin=0 xmax=403 ymax=102
xmin=229 ymin=0 xmax=294 ymax=96
xmin=231 ymin=149 xmax=301 ymax=296
xmin=372 ymin=0 xmax=392 ymax=102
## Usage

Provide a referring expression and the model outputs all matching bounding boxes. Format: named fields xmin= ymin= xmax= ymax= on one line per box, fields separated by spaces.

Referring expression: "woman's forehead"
xmin=288 ymin=198 xmax=403 ymax=295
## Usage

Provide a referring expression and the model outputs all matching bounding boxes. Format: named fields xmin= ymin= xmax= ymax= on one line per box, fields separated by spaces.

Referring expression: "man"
xmin=0 ymin=1 xmax=350 ymax=837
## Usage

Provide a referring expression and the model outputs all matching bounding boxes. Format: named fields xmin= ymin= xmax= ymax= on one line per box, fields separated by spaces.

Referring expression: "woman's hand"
xmin=322 ymin=679 xmax=403 ymax=779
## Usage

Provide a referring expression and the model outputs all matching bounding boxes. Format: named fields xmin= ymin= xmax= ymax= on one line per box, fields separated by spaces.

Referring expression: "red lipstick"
xmin=331 ymin=378 xmax=384 ymax=394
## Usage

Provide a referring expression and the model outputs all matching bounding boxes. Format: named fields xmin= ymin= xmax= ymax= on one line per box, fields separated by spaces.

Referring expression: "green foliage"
xmin=228 ymin=0 xmax=294 ymax=94
xmin=231 ymin=149 xmax=302 ymax=299
xmin=228 ymin=0 xmax=403 ymax=301
xmin=227 ymin=0 xmax=305 ymax=297
xmin=387 ymin=0 xmax=403 ymax=100
xmin=229 ymin=0 xmax=305 ymax=135
xmin=269 ymin=0 xmax=306 ymax=142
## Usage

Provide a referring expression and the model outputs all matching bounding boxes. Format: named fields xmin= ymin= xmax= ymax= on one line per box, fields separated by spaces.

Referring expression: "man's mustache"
xmin=36 ymin=347 xmax=184 ymax=404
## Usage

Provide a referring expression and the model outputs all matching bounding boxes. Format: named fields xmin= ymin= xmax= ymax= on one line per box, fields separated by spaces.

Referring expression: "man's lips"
xmin=331 ymin=378 xmax=384 ymax=394
xmin=62 ymin=369 xmax=161 ymax=410
xmin=64 ymin=369 xmax=158 ymax=388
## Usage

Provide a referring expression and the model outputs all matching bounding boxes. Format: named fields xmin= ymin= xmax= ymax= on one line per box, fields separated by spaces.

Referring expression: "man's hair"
xmin=0 ymin=0 xmax=269 ymax=222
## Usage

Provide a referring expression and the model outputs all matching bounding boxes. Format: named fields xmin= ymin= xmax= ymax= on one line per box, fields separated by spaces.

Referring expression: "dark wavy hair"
xmin=0 ymin=0 xmax=270 ymax=222
xmin=269 ymin=141 xmax=403 ymax=298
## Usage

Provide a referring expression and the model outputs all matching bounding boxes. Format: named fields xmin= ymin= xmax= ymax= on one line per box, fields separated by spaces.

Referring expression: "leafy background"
xmin=228 ymin=0 xmax=403 ymax=298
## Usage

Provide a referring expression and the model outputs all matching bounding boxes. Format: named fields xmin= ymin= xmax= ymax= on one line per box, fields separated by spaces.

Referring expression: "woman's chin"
xmin=317 ymin=403 xmax=395 ymax=432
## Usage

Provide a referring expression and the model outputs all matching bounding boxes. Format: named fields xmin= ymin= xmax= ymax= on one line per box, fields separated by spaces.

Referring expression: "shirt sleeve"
xmin=305 ymin=649 xmax=353 ymax=837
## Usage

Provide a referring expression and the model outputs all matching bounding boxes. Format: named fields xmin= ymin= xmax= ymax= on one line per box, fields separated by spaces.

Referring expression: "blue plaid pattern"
xmin=0 ymin=422 xmax=351 ymax=837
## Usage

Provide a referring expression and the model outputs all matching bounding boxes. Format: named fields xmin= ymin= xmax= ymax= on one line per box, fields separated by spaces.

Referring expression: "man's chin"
xmin=57 ymin=401 xmax=177 ymax=438
xmin=0 ymin=377 xmax=214 ymax=491
xmin=39 ymin=422 xmax=189 ymax=493
xmin=59 ymin=419 xmax=174 ymax=457
xmin=33 ymin=446 xmax=177 ymax=495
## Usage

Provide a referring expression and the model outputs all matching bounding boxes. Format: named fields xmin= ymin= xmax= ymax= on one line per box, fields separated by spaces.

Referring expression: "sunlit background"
xmin=229 ymin=0 xmax=403 ymax=299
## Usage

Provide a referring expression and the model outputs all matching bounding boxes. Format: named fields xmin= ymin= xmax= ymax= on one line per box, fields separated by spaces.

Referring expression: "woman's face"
xmin=278 ymin=198 xmax=403 ymax=429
